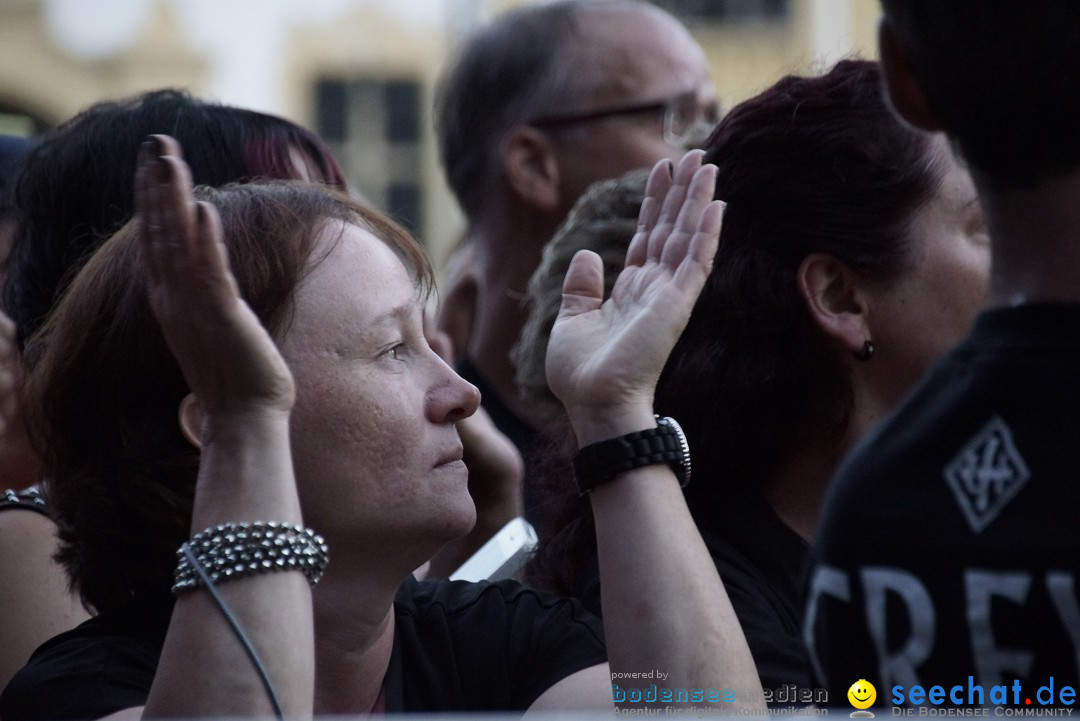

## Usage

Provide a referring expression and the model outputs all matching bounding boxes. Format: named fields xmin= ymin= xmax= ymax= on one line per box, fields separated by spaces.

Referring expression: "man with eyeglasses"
xmin=434 ymin=0 xmax=717 ymax=525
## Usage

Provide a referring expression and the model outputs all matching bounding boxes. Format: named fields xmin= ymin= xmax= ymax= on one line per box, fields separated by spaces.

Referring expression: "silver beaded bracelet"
xmin=172 ymin=521 xmax=330 ymax=596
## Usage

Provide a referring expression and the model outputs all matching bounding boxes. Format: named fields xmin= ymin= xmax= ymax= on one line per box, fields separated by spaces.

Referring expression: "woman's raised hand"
xmin=135 ymin=135 xmax=295 ymax=422
xmin=136 ymin=138 xmax=310 ymax=718
xmin=545 ymin=150 xmax=722 ymax=446
xmin=539 ymin=152 xmax=765 ymax=713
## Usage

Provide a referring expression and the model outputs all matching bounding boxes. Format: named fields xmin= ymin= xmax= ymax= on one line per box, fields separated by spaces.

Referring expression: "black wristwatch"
xmin=572 ymin=415 xmax=691 ymax=496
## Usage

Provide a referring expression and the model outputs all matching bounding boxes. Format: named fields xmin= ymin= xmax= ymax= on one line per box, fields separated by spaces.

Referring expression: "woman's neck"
xmin=765 ymin=373 xmax=902 ymax=543
xmin=310 ymin=562 xmax=404 ymax=714
xmin=763 ymin=436 xmax=851 ymax=544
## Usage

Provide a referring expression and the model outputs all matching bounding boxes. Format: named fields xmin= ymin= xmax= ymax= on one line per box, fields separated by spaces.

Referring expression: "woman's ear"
xmin=797 ymin=253 xmax=871 ymax=357
xmin=878 ymin=18 xmax=943 ymax=132
xmin=501 ymin=125 xmax=561 ymax=211
xmin=178 ymin=393 xmax=204 ymax=450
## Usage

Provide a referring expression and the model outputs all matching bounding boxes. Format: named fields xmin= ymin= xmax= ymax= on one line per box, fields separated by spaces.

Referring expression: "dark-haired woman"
xmin=0 ymin=91 xmax=347 ymax=696
xmin=4 ymin=89 xmax=346 ymax=348
xmin=526 ymin=59 xmax=990 ymax=696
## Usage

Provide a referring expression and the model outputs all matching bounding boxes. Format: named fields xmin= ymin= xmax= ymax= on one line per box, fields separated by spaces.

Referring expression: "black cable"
xmin=182 ymin=543 xmax=286 ymax=720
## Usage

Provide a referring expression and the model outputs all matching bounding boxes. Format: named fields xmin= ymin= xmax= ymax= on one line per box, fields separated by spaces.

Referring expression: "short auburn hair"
xmin=27 ymin=181 xmax=429 ymax=615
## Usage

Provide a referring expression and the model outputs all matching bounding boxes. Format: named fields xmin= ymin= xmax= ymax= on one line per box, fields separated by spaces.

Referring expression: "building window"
xmin=650 ymin=0 xmax=789 ymax=21
xmin=315 ymin=78 xmax=423 ymax=238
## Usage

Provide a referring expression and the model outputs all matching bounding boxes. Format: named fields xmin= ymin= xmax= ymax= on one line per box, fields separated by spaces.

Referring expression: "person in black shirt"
xmin=807 ymin=0 xmax=1080 ymax=707
xmin=525 ymin=59 xmax=990 ymax=702
xmin=0 ymin=92 xmax=349 ymax=699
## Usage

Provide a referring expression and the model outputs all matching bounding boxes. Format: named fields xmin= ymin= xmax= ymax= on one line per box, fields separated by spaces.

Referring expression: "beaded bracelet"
xmin=172 ymin=521 xmax=329 ymax=596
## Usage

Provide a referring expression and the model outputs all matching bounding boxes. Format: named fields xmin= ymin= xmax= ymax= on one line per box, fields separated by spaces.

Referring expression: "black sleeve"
xmin=721 ymin=578 xmax=813 ymax=693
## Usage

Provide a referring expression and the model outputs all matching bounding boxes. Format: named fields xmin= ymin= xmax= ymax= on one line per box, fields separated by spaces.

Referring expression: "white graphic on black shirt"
xmin=943 ymin=416 xmax=1030 ymax=533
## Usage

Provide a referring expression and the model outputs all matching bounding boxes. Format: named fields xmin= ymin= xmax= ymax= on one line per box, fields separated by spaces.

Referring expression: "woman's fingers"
xmin=674 ymin=199 xmax=724 ymax=290
xmin=556 ymin=249 xmax=605 ymax=322
xmin=136 ymin=141 xmax=164 ymax=284
xmin=137 ymin=136 xmax=196 ymax=283
xmin=626 ymin=159 xmax=673 ymax=268
xmin=628 ymin=152 xmax=718 ymax=272
xmin=195 ymin=200 xmax=238 ymax=301
xmin=138 ymin=145 xmax=186 ymax=288
xmin=660 ymin=163 xmax=719 ymax=270
xmin=646 ymin=150 xmax=704 ymax=263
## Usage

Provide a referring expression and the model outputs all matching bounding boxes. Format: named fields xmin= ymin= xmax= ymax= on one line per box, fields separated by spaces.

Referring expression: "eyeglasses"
xmin=529 ymin=91 xmax=720 ymax=147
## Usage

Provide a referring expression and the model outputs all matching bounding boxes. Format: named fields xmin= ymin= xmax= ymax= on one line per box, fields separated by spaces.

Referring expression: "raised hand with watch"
xmin=540 ymin=150 xmax=764 ymax=711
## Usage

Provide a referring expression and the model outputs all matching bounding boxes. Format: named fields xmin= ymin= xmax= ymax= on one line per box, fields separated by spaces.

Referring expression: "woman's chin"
xmin=443 ymin=499 xmax=479 ymax=541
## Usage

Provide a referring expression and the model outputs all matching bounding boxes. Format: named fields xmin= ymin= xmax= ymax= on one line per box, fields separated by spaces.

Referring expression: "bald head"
xmin=435 ymin=0 xmax=713 ymax=223
xmin=570 ymin=2 xmax=710 ymax=106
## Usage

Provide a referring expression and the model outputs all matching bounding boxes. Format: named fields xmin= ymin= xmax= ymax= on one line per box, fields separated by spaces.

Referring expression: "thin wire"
xmin=181 ymin=543 xmax=286 ymax=720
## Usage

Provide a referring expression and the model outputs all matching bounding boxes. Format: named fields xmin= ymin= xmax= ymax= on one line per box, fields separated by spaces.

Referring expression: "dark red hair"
xmin=27 ymin=182 xmax=428 ymax=615
xmin=527 ymin=59 xmax=945 ymax=599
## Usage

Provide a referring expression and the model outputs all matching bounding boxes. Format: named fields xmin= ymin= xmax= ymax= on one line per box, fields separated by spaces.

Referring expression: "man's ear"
xmin=178 ymin=393 xmax=204 ymax=450
xmin=797 ymin=253 xmax=871 ymax=356
xmin=501 ymin=125 xmax=561 ymax=211
xmin=878 ymin=18 xmax=943 ymax=131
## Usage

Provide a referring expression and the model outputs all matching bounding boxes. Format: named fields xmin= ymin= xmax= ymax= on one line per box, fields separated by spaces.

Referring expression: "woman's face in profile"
xmin=279 ymin=221 xmax=480 ymax=555
xmin=867 ymin=138 xmax=991 ymax=402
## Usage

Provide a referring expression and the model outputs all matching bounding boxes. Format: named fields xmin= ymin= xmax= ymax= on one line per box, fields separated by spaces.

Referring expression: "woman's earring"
xmin=853 ymin=339 xmax=875 ymax=361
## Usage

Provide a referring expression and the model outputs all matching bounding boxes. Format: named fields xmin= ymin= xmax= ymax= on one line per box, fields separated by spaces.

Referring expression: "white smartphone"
xmin=449 ymin=517 xmax=538 ymax=583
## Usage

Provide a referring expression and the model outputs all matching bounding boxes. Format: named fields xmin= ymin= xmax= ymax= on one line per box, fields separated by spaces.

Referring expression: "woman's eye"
xmin=384 ymin=343 xmax=406 ymax=361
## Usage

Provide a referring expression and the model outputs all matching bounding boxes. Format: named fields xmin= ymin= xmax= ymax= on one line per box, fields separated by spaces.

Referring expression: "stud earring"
xmin=853 ymin=339 xmax=875 ymax=361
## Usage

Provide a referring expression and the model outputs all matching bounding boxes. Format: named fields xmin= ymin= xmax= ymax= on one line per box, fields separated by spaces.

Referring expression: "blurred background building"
xmin=0 ymin=0 xmax=880 ymax=269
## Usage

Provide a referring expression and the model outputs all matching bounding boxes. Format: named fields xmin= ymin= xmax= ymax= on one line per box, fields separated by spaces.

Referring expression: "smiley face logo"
xmin=848 ymin=679 xmax=877 ymax=709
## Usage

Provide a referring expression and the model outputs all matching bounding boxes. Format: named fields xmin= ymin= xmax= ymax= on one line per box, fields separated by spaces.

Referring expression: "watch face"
xmin=658 ymin=416 xmax=691 ymax=487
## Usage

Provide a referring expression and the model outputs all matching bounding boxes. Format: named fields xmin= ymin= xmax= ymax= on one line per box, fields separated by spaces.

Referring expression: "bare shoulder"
xmin=0 ymin=505 xmax=90 ymax=691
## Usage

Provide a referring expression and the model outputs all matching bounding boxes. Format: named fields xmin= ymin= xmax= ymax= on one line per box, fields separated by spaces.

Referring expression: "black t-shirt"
xmin=698 ymin=491 xmax=813 ymax=701
xmin=807 ymin=305 xmax=1080 ymax=708
xmin=0 ymin=576 xmax=606 ymax=720
xmin=0 ymin=605 xmax=165 ymax=721
xmin=387 ymin=576 xmax=605 ymax=709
